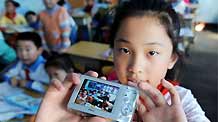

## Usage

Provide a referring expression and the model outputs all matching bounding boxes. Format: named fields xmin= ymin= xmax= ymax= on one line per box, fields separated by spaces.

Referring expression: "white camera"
xmin=67 ymin=75 xmax=139 ymax=122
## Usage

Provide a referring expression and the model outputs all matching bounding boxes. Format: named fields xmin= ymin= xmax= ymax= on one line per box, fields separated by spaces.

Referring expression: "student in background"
xmin=38 ymin=0 xmax=72 ymax=53
xmin=57 ymin=0 xmax=73 ymax=15
xmin=0 ymin=31 xmax=16 ymax=70
xmin=2 ymin=32 xmax=50 ymax=93
xmin=57 ymin=0 xmax=78 ymax=44
xmin=45 ymin=53 xmax=79 ymax=82
xmin=84 ymin=0 xmax=110 ymax=17
xmin=0 ymin=0 xmax=27 ymax=30
xmin=25 ymin=11 xmax=40 ymax=30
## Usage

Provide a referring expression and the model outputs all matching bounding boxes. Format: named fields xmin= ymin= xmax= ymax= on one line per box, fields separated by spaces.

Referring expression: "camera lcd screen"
xmin=74 ymin=79 xmax=119 ymax=113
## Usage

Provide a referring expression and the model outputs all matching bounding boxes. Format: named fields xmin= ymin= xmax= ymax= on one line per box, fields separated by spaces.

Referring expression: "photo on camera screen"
xmin=74 ymin=79 xmax=119 ymax=113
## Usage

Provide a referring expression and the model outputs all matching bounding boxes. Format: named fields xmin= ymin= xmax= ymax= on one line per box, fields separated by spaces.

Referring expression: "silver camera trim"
xmin=67 ymin=75 xmax=139 ymax=122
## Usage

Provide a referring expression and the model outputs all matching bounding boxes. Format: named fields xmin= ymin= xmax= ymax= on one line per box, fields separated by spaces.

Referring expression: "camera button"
xmin=123 ymin=96 xmax=129 ymax=103
xmin=121 ymin=104 xmax=132 ymax=116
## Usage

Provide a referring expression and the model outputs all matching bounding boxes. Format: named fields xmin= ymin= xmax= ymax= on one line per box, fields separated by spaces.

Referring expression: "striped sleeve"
xmin=58 ymin=7 xmax=71 ymax=47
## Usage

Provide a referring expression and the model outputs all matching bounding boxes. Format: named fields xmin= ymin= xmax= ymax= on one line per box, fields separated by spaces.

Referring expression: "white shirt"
xmin=164 ymin=86 xmax=210 ymax=122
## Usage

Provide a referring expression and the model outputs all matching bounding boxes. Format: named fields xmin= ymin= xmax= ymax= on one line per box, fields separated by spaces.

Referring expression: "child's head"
xmin=85 ymin=0 xmax=95 ymax=6
xmin=16 ymin=32 xmax=43 ymax=66
xmin=45 ymin=53 xmax=79 ymax=82
xmin=5 ymin=0 xmax=20 ymax=13
xmin=43 ymin=0 xmax=58 ymax=9
xmin=110 ymin=0 xmax=181 ymax=87
xmin=25 ymin=11 xmax=38 ymax=24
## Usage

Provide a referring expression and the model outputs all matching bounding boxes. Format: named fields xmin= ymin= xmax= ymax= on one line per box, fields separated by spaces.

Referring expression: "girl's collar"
xmin=5 ymin=12 xmax=16 ymax=20
xmin=157 ymin=81 xmax=179 ymax=95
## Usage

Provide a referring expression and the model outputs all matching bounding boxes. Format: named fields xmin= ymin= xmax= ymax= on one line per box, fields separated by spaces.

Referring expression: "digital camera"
xmin=67 ymin=75 xmax=139 ymax=122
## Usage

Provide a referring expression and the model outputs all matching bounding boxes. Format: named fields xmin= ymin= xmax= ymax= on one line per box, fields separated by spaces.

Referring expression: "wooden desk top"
xmin=67 ymin=41 xmax=113 ymax=62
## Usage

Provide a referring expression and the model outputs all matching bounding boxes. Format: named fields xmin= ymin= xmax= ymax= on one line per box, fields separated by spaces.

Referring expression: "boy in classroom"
xmin=2 ymin=32 xmax=50 ymax=93
xmin=45 ymin=53 xmax=79 ymax=82
xmin=35 ymin=0 xmax=210 ymax=122
xmin=25 ymin=11 xmax=40 ymax=30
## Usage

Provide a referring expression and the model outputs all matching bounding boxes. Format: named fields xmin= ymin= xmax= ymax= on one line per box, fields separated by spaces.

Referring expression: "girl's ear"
xmin=168 ymin=53 xmax=178 ymax=69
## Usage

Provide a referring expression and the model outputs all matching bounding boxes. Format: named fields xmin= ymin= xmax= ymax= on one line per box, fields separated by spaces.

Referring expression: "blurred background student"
xmin=0 ymin=0 xmax=27 ymax=32
xmin=57 ymin=0 xmax=78 ymax=44
xmin=25 ymin=11 xmax=40 ymax=31
xmin=0 ymin=31 xmax=16 ymax=71
xmin=38 ymin=0 xmax=72 ymax=53
xmin=45 ymin=53 xmax=79 ymax=82
xmin=2 ymin=32 xmax=49 ymax=93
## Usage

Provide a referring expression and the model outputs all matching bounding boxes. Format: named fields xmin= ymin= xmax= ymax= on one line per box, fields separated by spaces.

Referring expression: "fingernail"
xmin=161 ymin=79 xmax=165 ymax=83
xmin=161 ymin=79 xmax=169 ymax=87
xmin=52 ymin=79 xmax=64 ymax=91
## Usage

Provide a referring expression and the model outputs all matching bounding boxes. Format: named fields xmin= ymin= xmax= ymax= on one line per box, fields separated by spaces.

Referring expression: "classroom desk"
xmin=66 ymin=41 xmax=113 ymax=73
xmin=10 ymin=89 xmax=42 ymax=122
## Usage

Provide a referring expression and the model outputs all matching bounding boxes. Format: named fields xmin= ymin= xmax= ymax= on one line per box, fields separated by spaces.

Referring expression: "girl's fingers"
xmin=62 ymin=71 xmax=100 ymax=91
xmin=137 ymin=102 xmax=147 ymax=120
xmin=85 ymin=70 xmax=99 ymax=77
xmin=85 ymin=70 xmax=106 ymax=80
xmin=64 ymin=73 xmax=81 ymax=89
xmin=86 ymin=116 xmax=108 ymax=122
xmin=138 ymin=91 xmax=155 ymax=112
xmin=138 ymin=82 xmax=166 ymax=107
xmin=99 ymin=76 xmax=107 ymax=80
xmin=128 ymin=81 xmax=138 ymax=88
xmin=161 ymin=79 xmax=180 ymax=105
xmin=51 ymin=78 xmax=65 ymax=91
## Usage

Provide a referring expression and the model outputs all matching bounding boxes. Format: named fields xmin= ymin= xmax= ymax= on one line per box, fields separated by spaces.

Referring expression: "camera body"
xmin=67 ymin=75 xmax=139 ymax=122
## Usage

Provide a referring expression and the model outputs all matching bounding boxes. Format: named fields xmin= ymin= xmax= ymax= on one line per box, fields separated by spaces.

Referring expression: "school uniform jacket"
xmin=2 ymin=55 xmax=50 ymax=93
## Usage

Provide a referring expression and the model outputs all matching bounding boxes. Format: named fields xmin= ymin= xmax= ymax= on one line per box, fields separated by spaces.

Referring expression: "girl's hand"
xmin=35 ymin=71 xmax=108 ymax=122
xmin=136 ymin=79 xmax=187 ymax=122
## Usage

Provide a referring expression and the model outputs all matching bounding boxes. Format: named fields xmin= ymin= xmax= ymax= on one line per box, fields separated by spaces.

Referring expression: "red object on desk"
xmin=0 ymin=27 xmax=6 ymax=31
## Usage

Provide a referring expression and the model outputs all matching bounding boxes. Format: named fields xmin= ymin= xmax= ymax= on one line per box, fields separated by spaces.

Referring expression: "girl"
xmin=35 ymin=0 xmax=210 ymax=122
xmin=0 ymin=0 xmax=27 ymax=30
xmin=45 ymin=53 xmax=79 ymax=82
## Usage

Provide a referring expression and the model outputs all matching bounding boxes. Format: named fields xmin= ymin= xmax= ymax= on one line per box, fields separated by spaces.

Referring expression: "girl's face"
xmin=46 ymin=66 xmax=67 ymax=82
xmin=6 ymin=2 xmax=16 ymax=13
xmin=113 ymin=16 xmax=178 ymax=88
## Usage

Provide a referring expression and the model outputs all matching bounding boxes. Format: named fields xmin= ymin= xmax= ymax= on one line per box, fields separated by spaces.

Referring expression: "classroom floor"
xmin=178 ymin=31 xmax=218 ymax=122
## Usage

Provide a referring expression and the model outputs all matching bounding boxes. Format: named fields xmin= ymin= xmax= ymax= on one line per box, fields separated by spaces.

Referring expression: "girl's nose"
xmin=127 ymin=55 xmax=145 ymax=74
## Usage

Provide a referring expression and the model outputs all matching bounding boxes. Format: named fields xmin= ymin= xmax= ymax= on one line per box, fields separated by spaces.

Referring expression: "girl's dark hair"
xmin=45 ymin=53 xmax=79 ymax=73
xmin=16 ymin=32 xmax=42 ymax=49
xmin=109 ymin=0 xmax=180 ymax=55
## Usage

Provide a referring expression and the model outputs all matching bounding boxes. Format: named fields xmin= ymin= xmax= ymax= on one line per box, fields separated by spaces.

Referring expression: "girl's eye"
xmin=148 ymin=51 xmax=159 ymax=56
xmin=119 ymin=48 xmax=130 ymax=54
